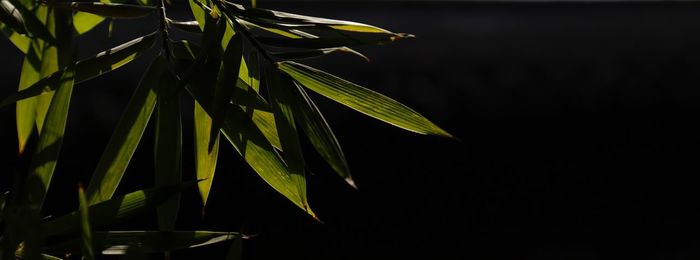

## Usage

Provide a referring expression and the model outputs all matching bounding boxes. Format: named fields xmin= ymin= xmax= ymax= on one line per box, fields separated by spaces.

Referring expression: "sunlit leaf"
xmin=290 ymin=81 xmax=354 ymax=187
xmin=278 ymin=61 xmax=453 ymax=138
xmin=78 ymin=185 xmax=95 ymax=260
xmin=85 ymin=56 xmax=164 ymax=205
xmin=220 ymin=105 xmax=314 ymax=217
xmin=23 ymin=65 xmax=74 ymax=209
xmin=50 ymin=2 xmax=156 ymax=19
xmin=0 ymin=32 xmax=157 ymax=108
xmin=1 ymin=0 xmax=56 ymax=44
xmin=194 ymin=101 xmax=219 ymax=206
xmin=43 ymin=182 xmax=197 ymax=239
xmin=0 ymin=21 xmax=30 ymax=53
xmin=154 ymin=70 xmax=182 ymax=231
xmin=73 ymin=12 xmax=105 ymax=35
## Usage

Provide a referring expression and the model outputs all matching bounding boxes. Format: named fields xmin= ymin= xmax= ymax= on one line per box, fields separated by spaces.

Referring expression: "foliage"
xmin=0 ymin=0 xmax=451 ymax=258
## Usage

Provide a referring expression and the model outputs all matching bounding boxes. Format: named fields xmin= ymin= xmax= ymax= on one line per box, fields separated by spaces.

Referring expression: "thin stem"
xmin=156 ymin=0 xmax=172 ymax=61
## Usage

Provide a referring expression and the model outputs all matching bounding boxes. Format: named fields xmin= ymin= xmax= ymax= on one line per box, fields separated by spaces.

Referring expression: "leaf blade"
xmin=278 ymin=61 xmax=453 ymax=138
xmin=154 ymin=70 xmax=182 ymax=231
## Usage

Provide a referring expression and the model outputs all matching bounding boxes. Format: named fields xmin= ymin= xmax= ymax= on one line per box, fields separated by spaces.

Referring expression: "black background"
xmin=4 ymin=1 xmax=700 ymax=259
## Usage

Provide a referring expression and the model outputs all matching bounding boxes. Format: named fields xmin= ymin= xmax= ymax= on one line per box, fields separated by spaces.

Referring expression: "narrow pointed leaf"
xmin=220 ymin=105 xmax=314 ymax=216
xmin=78 ymin=186 xmax=95 ymax=260
xmin=43 ymin=182 xmax=197 ymax=239
xmin=23 ymin=66 xmax=74 ymax=210
xmin=85 ymin=56 xmax=164 ymax=205
xmin=94 ymin=231 xmax=241 ymax=254
xmin=73 ymin=12 xmax=106 ymax=35
xmin=194 ymin=101 xmax=219 ymax=205
xmin=51 ymin=2 xmax=156 ymax=19
xmin=0 ymin=21 xmax=30 ymax=52
xmin=168 ymin=19 xmax=201 ymax=33
xmin=2 ymin=0 xmax=55 ymax=44
xmin=154 ymin=70 xmax=182 ymax=231
xmin=210 ymin=28 xmax=243 ymax=148
xmin=0 ymin=32 xmax=157 ymax=108
xmin=267 ymin=69 xmax=307 ymax=205
xmin=0 ymin=0 xmax=27 ymax=34
xmin=290 ymin=81 xmax=353 ymax=187
xmin=278 ymin=61 xmax=453 ymax=138
xmin=15 ymin=40 xmax=42 ymax=154
xmin=272 ymin=47 xmax=368 ymax=62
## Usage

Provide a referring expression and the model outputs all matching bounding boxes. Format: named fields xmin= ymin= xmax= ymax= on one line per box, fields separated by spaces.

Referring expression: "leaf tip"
xmin=345 ymin=177 xmax=358 ymax=190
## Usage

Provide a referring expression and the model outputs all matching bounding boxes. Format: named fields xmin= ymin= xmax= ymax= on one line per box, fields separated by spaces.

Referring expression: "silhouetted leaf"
xmin=85 ymin=55 xmax=164 ymax=205
xmin=0 ymin=32 xmax=157 ymax=108
xmin=50 ymin=2 xmax=156 ymax=19
xmin=272 ymin=47 xmax=368 ymax=62
xmin=43 ymin=182 xmax=197 ymax=239
xmin=154 ymin=70 xmax=182 ymax=231
xmin=0 ymin=0 xmax=27 ymax=35
xmin=168 ymin=19 xmax=201 ymax=33
xmin=0 ymin=21 xmax=30 ymax=52
xmin=94 ymin=231 xmax=242 ymax=254
xmin=278 ymin=61 xmax=453 ymax=138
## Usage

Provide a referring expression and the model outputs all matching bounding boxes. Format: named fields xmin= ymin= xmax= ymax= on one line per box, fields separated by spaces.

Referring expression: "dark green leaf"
xmin=154 ymin=70 xmax=182 ymax=231
xmin=78 ymin=185 xmax=95 ymax=260
xmin=23 ymin=65 xmax=74 ymax=209
xmin=210 ymin=26 xmax=243 ymax=149
xmin=290 ymin=81 xmax=354 ymax=187
xmin=168 ymin=19 xmax=201 ymax=33
xmin=43 ymin=182 xmax=197 ymax=239
xmin=0 ymin=0 xmax=28 ymax=35
xmin=0 ymin=32 xmax=157 ymax=108
xmin=85 ymin=56 xmax=164 ymax=205
xmin=278 ymin=61 xmax=453 ymax=138
xmin=0 ymin=21 xmax=30 ymax=52
xmin=2 ymin=0 xmax=56 ymax=44
xmin=50 ymin=2 xmax=156 ymax=19
xmin=267 ymin=69 xmax=307 ymax=206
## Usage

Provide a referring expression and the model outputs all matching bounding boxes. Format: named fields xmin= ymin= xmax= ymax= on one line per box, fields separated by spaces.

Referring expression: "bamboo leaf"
xmin=0 ymin=0 xmax=27 ymax=35
xmin=50 ymin=2 xmax=156 ymax=19
xmin=15 ymin=39 xmax=42 ymax=154
xmin=194 ymin=101 xmax=219 ymax=206
xmin=43 ymin=182 xmax=197 ymax=239
xmin=272 ymin=47 xmax=368 ymax=62
xmin=290 ymin=81 xmax=354 ymax=187
xmin=23 ymin=65 xmax=74 ymax=210
xmin=210 ymin=26 xmax=243 ymax=149
xmin=154 ymin=70 xmax=182 ymax=231
xmin=278 ymin=61 xmax=453 ymax=138
xmin=167 ymin=19 xmax=201 ymax=33
xmin=2 ymin=0 xmax=56 ymax=44
xmin=267 ymin=69 xmax=307 ymax=206
xmin=94 ymin=231 xmax=242 ymax=254
xmin=85 ymin=56 xmax=164 ymax=205
xmin=73 ymin=12 xmax=106 ymax=35
xmin=0 ymin=32 xmax=157 ymax=108
xmin=220 ymin=105 xmax=314 ymax=217
xmin=78 ymin=185 xmax=95 ymax=260
xmin=0 ymin=21 xmax=30 ymax=53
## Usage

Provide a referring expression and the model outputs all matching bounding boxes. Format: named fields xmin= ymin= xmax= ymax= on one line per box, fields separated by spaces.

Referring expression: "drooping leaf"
xmin=154 ymin=70 xmax=182 ymax=231
xmin=92 ymin=231 xmax=242 ymax=254
xmin=43 ymin=182 xmax=197 ymax=239
xmin=50 ymin=2 xmax=156 ymax=19
xmin=22 ymin=65 xmax=74 ymax=210
xmin=210 ymin=25 xmax=243 ymax=149
xmin=194 ymin=101 xmax=219 ymax=206
xmin=272 ymin=47 xmax=368 ymax=62
xmin=0 ymin=32 xmax=157 ymax=108
xmin=78 ymin=185 xmax=95 ymax=260
xmin=278 ymin=61 xmax=453 ymax=138
xmin=250 ymin=110 xmax=280 ymax=150
xmin=267 ymin=69 xmax=307 ymax=207
xmin=85 ymin=56 xmax=164 ymax=205
xmin=290 ymin=81 xmax=353 ymax=187
xmin=220 ymin=105 xmax=314 ymax=217
xmin=167 ymin=19 xmax=201 ymax=33
xmin=15 ymin=39 xmax=42 ymax=154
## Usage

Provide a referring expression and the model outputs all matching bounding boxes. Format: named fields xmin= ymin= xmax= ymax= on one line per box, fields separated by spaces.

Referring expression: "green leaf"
xmin=23 ymin=65 xmax=74 ymax=210
xmin=0 ymin=31 xmax=157 ymax=108
xmin=2 ymin=0 xmax=56 ymax=44
xmin=272 ymin=47 xmax=368 ymax=62
xmin=194 ymin=101 xmax=219 ymax=206
xmin=85 ymin=55 xmax=164 ymax=205
xmin=73 ymin=12 xmax=106 ymax=35
xmin=290 ymin=81 xmax=354 ymax=187
xmin=50 ymin=2 xmax=156 ymax=19
xmin=0 ymin=0 xmax=28 ymax=35
xmin=267 ymin=69 xmax=307 ymax=206
xmin=43 ymin=182 xmax=197 ymax=239
xmin=78 ymin=185 xmax=95 ymax=260
xmin=210 ymin=26 xmax=243 ymax=148
xmin=278 ymin=61 xmax=453 ymax=138
xmin=15 ymin=39 xmax=42 ymax=154
xmin=154 ymin=70 xmax=182 ymax=231
xmin=94 ymin=231 xmax=241 ymax=254
xmin=221 ymin=105 xmax=315 ymax=217
xmin=187 ymin=0 xmax=208 ymax=31
xmin=0 ymin=21 xmax=30 ymax=53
